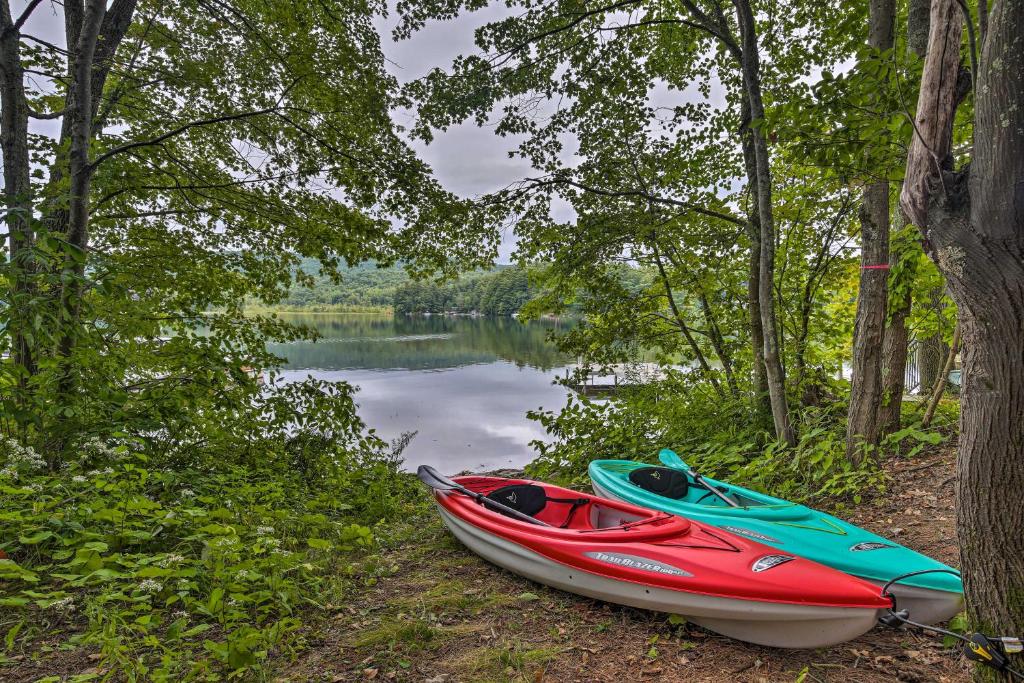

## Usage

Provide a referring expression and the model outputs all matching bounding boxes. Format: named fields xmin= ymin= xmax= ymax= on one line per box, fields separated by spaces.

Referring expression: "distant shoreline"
xmin=245 ymin=305 xmax=573 ymax=321
xmin=245 ymin=305 xmax=393 ymax=314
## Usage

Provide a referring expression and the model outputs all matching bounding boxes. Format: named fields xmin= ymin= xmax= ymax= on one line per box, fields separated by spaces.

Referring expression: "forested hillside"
xmin=272 ymin=259 xmax=410 ymax=309
xmin=270 ymin=260 xmax=534 ymax=314
xmin=393 ymin=267 xmax=531 ymax=315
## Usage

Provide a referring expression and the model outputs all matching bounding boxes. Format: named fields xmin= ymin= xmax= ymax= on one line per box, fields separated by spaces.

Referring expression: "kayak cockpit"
xmin=604 ymin=462 xmax=792 ymax=509
xmin=451 ymin=475 xmax=690 ymax=539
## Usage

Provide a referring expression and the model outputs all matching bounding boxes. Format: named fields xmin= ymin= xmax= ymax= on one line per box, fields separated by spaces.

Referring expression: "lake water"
xmin=266 ymin=313 xmax=573 ymax=474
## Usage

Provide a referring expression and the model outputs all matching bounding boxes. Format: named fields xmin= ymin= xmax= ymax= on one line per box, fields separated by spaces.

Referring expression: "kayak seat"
xmin=628 ymin=466 xmax=689 ymax=500
xmin=485 ymin=484 xmax=548 ymax=517
xmin=485 ymin=484 xmax=591 ymax=528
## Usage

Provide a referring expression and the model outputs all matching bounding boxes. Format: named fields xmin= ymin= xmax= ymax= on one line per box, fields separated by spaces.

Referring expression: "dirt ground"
xmin=281 ymin=448 xmax=970 ymax=683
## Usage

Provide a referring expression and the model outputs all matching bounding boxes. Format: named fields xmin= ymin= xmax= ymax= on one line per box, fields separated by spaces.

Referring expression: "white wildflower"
xmin=72 ymin=475 xmax=87 ymax=483
xmin=138 ymin=579 xmax=163 ymax=594
xmin=46 ymin=596 xmax=75 ymax=614
xmin=256 ymin=526 xmax=275 ymax=536
xmin=82 ymin=438 xmax=120 ymax=460
xmin=172 ymin=610 xmax=189 ymax=622
xmin=1 ymin=438 xmax=46 ymax=474
xmin=180 ymin=489 xmax=195 ymax=498
xmin=159 ymin=554 xmax=185 ymax=567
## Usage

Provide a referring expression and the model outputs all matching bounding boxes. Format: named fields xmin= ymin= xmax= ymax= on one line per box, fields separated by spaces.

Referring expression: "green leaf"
xmin=0 ymin=597 xmax=30 ymax=607
xmin=0 ymin=559 xmax=38 ymax=583
xmin=207 ymin=587 xmax=225 ymax=613
xmin=182 ymin=623 xmax=214 ymax=638
xmin=18 ymin=530 xmax=54 ymax=545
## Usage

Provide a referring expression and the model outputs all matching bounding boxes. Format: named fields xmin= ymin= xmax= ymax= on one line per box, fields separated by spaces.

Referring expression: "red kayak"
xmin=429 ymin=474 xmax=890 ymax=648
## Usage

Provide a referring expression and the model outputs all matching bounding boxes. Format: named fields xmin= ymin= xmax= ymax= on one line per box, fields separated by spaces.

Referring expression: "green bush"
xmin=525 ymin=372 xmax=947 ymax=507
xmin=0 ymin=417 xmax=418 ymax=680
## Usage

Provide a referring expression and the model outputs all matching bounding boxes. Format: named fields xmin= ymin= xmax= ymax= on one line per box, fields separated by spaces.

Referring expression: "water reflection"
xmin=269 ymin=314 xmax=573 ymax=472
xmin=267 ymin=313 xmax=570 ymax=372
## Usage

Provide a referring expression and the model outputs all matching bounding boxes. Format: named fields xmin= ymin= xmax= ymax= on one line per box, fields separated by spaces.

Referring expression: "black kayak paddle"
xmin=416 ymin=464 xmax=552 ymax=527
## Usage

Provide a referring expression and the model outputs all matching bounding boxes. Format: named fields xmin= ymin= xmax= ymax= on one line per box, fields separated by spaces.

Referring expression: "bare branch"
xmin=12 ymin=0 xmax=44 ymax=33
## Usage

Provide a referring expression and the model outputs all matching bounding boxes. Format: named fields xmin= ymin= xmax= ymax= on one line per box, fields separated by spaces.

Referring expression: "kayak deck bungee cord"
xmin=418 ymin=465 xmax=892 ymax=649
xmin=588 ymin=449 xmax=963 ymax=625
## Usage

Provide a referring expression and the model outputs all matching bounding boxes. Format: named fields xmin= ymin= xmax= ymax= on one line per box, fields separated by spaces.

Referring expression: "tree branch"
xmin=11 ymin=0 xmax=44 ymax=33
xmin=89 ymin=106 xmax=279 ymax=169
xmin=521 ymin=175 xmax=746 ymax=227
xmin=490 ymin=0 xmax=643 ymax=66
xmin=28 ymin=105 xmax=65 ymax=119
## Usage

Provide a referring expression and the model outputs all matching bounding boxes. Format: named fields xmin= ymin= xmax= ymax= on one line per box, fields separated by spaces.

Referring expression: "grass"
xmin=354 ymin=618 xmax=441 ymax=650
xmin=453 ymin=644 xmax=564 ymax=681
xmin=389 ymin=578 xmax=520 ymax=614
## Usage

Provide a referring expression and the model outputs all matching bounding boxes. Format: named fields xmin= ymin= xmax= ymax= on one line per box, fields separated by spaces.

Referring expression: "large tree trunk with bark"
xmin=734 ymin=0 xmax=794 ymax=446
xmin=880 ymin=0 xmax=930 ymax=434
xmin=846 ymin=0 xmax=895 ymax=462
xmin=902 ymin=0 xmax=1024 ymax=676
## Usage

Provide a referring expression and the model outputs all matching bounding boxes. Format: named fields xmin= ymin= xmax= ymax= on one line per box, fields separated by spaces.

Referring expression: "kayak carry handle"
xmin=416 ymin=465 xmax=553 ymax=527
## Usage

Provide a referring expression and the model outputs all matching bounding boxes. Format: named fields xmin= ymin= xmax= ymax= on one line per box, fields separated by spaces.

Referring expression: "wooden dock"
xmin=563 ymin=363 xmax=666 ymax=397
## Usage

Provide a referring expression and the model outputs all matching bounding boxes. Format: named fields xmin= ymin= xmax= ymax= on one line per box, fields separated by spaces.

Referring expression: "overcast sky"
xmin=377 ymin=3 xmax=575 ymax=262
xmin=378 ymin=4 xmax=533 ymax=197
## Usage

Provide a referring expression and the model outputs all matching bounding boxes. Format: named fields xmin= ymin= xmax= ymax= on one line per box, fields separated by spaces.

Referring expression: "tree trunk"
xmin=739 ymin=100 xmax=773 ymax=431
xmin=907 ymin=0 xmax=931 ymax=57
xmin=878 ymin=297 xmax=911 ymax=431
xmin=880 ymin=0 xmax=930 ymax=434
xmin=921 ymin=322 xmax=959 ymax=428
xmin=846 ymin=0 xmax=895 ymax=463
xmin=919 ymin=324 xmax=949 ymax=392
xmin=0 ymin=5 xmax=36 ymax=392
xmin=734 ymin=0 xmax=795 ymax=446
xmin=902 ymin=0 xmax=1024 ymax=676
xmin=56 ymin=0 xmax=106 ymax=404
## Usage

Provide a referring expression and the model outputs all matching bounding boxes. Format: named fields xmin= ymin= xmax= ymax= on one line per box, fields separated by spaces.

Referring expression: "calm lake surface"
xmin=266 ymin=313 xmax=573 ymax=473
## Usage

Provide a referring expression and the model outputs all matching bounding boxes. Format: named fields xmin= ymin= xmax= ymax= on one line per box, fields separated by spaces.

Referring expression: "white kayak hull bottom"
xmin=870 ymin=581 xmax=963 ymax=626
xmin=436 ymin=505 xmax=880 ymax=649
xmin=591 ymin=481 xmax=964 ymax=626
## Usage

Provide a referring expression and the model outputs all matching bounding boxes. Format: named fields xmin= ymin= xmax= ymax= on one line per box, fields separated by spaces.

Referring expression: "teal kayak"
xmin=588 ymin=449 xmax=963 ymax=624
